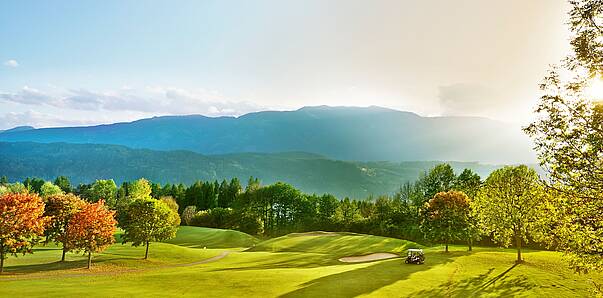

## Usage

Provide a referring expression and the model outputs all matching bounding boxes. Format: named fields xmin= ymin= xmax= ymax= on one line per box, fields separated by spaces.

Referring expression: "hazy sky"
xmin=0 ymin=0 xmax=570 ymax=129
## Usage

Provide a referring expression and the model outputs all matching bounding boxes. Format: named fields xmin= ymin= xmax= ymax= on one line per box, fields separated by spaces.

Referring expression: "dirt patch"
xmin=338 ymin=253 xmax=399 ymax=263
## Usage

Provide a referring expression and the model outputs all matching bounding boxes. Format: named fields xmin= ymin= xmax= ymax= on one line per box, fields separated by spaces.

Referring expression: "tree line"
xmin=0 ymin=162 xmax=548 ymax=265
xmin=0 ymin=177 xmax=181 ymax=273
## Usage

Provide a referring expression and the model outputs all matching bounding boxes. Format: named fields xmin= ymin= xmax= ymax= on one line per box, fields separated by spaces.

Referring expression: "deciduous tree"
xmin=44 ymin=194 xmax=86 ymax=261
xmin=0 ymin=193 xmax=49 ymax=274
xmin=422 ymin=191 xmax=471 ymax=252
xmin=121 ymin=198 xmax=180 ymax=259
xmin=524 ymin=0 xmax=603 ymax=273
xmin=40 ymin=182 xmax=63 ymax=199
xmin=473 ymin=165 xmax=543 ymax=263
xmin=64 ymin=200 xmax=116 ymax=269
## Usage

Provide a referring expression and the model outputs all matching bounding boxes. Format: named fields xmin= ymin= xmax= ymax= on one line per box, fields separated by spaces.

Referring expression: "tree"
xmin=121 ymin=198 xmax=180 ymax=259
xmin=181 ymin=206 xmax=197 ymax=226
xmin=40 ymin=181 xmax=64 ymax=199
xmin=160 ymin=196 xmax=179 ymax=213
xmin=416 ymin=164 xmax=456 ymax=203
xmin=0 ymin=193 xmax=49 ymax=274
xmin=116 ymin=179 xmax=152 ymax=225
xmin=23 ymin=177 xmax=45 ymax=194
xmin=44 ymin=194 xmax=86 ymax=261
xmin=453 ymin=169 xmax=482 ymax=251
xmin=64 ymin=200 xmax=116 ymax=269
xmin=473 ymin=165 xmax=543 ymax=263
xmin=54 ymin=176 xmax=72 ymax=193
xmin=422 ymin=191 xmax=471 ymax=252
xmin=127 ymin=178 xmax=153 ymax=201
xmin=89 ymin=179 xmax=117 ymax=208
xmin=524 ymin=0 xmax=603 ymax=273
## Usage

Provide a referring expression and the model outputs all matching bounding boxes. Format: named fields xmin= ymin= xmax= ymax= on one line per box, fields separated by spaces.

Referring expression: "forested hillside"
xmin=0 ymin=106 xmax=534 ymax=163
xmin=0 ymin=141 xmax=504 ymax=198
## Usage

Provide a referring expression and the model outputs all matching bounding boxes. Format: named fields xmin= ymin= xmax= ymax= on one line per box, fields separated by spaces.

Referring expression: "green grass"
xmin=165 ymin=226 xmax=260 ymax=249
xmin=0 ymin=228 xmax=601 ymax=297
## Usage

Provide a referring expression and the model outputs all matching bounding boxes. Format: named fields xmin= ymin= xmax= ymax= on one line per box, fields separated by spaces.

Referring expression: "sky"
xmin=0 ymin=0 xmax=570 ymax=130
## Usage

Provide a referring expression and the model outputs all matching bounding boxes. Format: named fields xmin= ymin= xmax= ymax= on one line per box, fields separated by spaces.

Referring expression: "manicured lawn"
xmin=0 ymin=227 xmax=600 ymax=297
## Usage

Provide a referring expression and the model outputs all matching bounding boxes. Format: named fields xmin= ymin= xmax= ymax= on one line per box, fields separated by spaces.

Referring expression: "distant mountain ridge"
xmin=0 ymin=106 xmax=535 ymax=163
xmin=0 ymin=141 xmax=507 ymax=198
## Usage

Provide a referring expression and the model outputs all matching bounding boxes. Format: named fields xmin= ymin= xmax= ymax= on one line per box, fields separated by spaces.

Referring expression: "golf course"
xmin=0 ymin=226 xmax=599 ymax=297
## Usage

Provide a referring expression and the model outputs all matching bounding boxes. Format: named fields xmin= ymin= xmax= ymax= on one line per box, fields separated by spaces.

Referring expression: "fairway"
xmin=0 ymin=226 xmax=600 ymax=297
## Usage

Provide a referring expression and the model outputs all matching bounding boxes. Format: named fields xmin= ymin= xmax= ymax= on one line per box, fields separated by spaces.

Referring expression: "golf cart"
xmin=404 ymin=249 xmax=425 ymax=265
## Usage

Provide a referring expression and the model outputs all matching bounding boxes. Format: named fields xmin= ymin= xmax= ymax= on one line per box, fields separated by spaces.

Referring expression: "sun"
xmin=585 ymin=78 xmax=603 ymax=100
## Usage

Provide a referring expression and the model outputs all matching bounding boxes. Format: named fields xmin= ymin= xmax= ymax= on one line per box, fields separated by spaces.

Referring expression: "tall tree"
xmin=417 ymin=164 xmax=456 ymax=203
xmin=89 ymin=179 xmax=118 ymax=208
xmin=0 ymin=193 xmax=49 ymax=274
xmin=64 ymin=200 xmax=116 ymax=269
xmin=473 ymin=165 xmax=543 ymax=263
xmin=524 ymin=0 xmax=603 ymax=273
xmin=453 ymin=169 xmax=482 ymax=251
xmin=44 ymin=194 xmax=86 ymax=261
xmin=54 ymin=176 xmax=72 ymax=193
xmin=121 ymin=198 xmax=180 ymax=259
xmin=422 ymin=191 xmax=471 ymax=252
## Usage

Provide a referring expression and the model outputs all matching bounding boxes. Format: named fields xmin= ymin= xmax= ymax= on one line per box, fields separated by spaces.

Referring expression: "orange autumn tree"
xmin=0 ymin=192 xmax=49 ymax=274
xmin=64 ymin=200 xmax=117 ymax=269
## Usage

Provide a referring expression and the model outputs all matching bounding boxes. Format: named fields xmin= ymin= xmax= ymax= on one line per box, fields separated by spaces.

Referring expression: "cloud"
xmin=0 ymin=86 xmax=263 ymax=116
xmin=0 ymin=86 xmax=55 ymax=105
xmin=3 ymin=59 xmax=19 ymax=68
xmin=437 ymin=83 xmax=514 ymax=118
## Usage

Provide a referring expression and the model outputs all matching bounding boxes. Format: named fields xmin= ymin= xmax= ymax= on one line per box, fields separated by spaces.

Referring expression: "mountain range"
xmin=0 ymin=106 xmax=535 ymax=164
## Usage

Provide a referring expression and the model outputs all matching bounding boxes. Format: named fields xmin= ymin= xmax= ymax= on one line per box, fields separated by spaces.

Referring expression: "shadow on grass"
xmin=3 ymin=260 xmax=89 ymax=274
xmin=278 ymin=251 xmax=461 ymax=298
xmin=411 ymin=263 xmax=535 ymax=297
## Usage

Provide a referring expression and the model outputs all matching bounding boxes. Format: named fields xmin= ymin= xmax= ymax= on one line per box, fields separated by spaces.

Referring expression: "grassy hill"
xmin=0 ymin=227 xmax=600 ymax=297
xmin=0 ymin=141 xmax=507 ymax=198
xmin=248 ymin=232 xmax=421 ymax=257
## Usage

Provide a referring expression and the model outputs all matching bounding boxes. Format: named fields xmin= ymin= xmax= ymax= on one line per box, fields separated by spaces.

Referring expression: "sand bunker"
xmin=338 ymin=253 xmax=399 ymax=263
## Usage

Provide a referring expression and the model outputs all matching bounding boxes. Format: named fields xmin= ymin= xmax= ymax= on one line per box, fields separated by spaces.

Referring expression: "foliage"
xmin=53 ymin=176 xmax=72 ymax=193
xmin=160 ymin=196 xmax=179 ymax=213
xmin=191 ymin=208 xmax=236 ymax=229
xmin=524 ymin=0 xmax=603 ymax=274
xmin=422 ymin=191 xmax=471 ymax=252
xmin=39 ymin=182 xmax=63 ymax=198
xmin=64 ymin=200 xmax=117 ymax=268
xmin=473 ymin=166 xmax=543 ymax=262
xmin=0 ymin=192 xmax=49 ymax=273
xmin=44 ymin=194 xmax=86 ymax=261
xmin=416 ymin=164 xmax=456 ymax=204
xmin=181 ymin=206 xmax=197 ymax=226
xmin=121 ymin=198 xmax=180 ymax=259
xmin=89 ymin=179 xmax=117 ymax=208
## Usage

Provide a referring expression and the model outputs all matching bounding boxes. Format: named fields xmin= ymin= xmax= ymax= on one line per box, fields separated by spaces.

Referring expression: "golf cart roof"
xmin=408 ymin=249 xmax=423 ymax=252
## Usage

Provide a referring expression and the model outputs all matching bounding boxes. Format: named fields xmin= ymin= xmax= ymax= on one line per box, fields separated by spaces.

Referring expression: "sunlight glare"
xmin=586 ymin=78 xmax=603 ymax=100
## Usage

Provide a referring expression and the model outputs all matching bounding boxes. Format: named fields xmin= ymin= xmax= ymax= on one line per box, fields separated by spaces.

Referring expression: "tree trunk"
xmin=145 ymin=241 xmax=149 ymax=260
xmin=0 ymin=249 xmax=4 ymax=274
xmin=445 ymin=242 xmax=449 ymax=253
xmin=61 ymin=247 xmax=67 ymax=262
xmin=515 ymin=234 xmax=522 ymax=263
xmin=87 ymin=251 xmax=92 ymax=269
xmin=468 ymin=238 xmax=473 ymax=251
